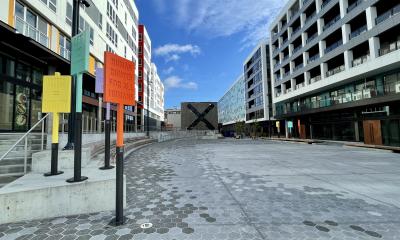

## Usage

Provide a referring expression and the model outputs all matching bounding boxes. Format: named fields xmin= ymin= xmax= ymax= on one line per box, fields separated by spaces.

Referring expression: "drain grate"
xmin=140 ymin=223 xmax=153 ymax=229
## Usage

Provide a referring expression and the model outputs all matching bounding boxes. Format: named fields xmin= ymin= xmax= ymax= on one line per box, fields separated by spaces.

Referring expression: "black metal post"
xmin=115 ymin=146 xmax=124 ymax=225
xmin=44 ymin=143 xmax=63 ymax=176
xmin=67 ymin=113 xmax=88 ymax=182
xmin=100 ymin=119 xmax=113 ymax=170
xmin=63 ymin=0 xmax=80 ymax=150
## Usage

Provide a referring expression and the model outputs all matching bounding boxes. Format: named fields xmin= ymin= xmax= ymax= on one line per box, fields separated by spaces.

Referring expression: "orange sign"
xmin=104 ymin=52 xmax=135 ymax=106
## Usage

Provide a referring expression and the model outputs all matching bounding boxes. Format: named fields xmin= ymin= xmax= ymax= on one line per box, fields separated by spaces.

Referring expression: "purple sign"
xmin=95 ymin=67 xmax=104 ymax=94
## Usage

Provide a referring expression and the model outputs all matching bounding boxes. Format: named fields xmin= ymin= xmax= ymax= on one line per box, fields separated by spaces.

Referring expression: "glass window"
xmin=16 ymin=62 xmax=31 ymax=82
xmin=49 ymin=0 xmax=57 ymax=12
xmin=66 ymin=2 xmax=72 ymax=26
xmin=15 ymin=1 xmax=24 ymax=19
xmin=0 ymin=81 xmax=14 ymax=130
xmin=32 ymin=67 xmax=42 ymax=85
xmin=14 ymin=85 xmax=30 ymax=131
xmin=26 ymin=9 xmax=37 ymax=27
xmin=31 ymin=89 xmax=42 ymax=128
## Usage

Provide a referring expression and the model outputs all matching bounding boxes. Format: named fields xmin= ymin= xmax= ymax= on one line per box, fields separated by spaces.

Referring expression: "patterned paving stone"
xmin=1 ymin=139 xmax=400 ymax=239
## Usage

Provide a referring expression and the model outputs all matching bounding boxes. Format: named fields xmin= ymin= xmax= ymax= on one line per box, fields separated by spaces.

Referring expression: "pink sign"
xmin=95 ymin=67 xmax=104 ymax=94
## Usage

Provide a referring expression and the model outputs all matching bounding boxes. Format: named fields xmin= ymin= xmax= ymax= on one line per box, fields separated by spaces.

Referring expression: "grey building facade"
xmin=270 ymin=0 xmax=400 ymax=145
xmin=244 ymin=41 xmax=273 ymax=123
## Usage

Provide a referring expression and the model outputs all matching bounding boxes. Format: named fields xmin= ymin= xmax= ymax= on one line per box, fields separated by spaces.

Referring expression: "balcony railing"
xmin=276 ymin=85 xmax=400 ymax=116
xmin=325 ymin=40 xmax=343 ymax=54
xmin=376 ymin=4 xmax=400 ymax=25
xmin=352 ymin=54 xmax=370 ymax=67
xmin=274 ymin=62 xmax=280 ymax=69
xmin=295 ymin=82 xmax=306 ymax=90
xmin=282 ymin=38 xmax=288 ymax=45
xmin=305 ymin=12 xmax=317 ymax=24
xmin=323 ymin=15 xmax=341 ymax=31
xmin=349 ymin=25 xmax=367 ymax=39
xmin=326 ymin=65 xmax=345 ymax=77
xmin=293 ymin=63 xmax=304 ymax=72
xmin=306 ymin=32 xmax=318 ymax=44
xmin=282 ymin=55 xmax=289 ymax=62
xmin=15 ymin=16 xmax=48 ymax=47
xmin=60 ymin=46 xmax=71 ymax=60
xmin=321 ymin=0 xmax=332 ymax=9
xmin=283 ymin=71 xmax=291 ymax=78
xmin=276 ymin=91 xmax=282 ymax=97
xmin=293 ymin=45 xmax=302 ymax=54
xmin=308 ymin=54 xmax=320 ymax=63
xmin=347 ymin=0 xmax=363 ymax=13
xmin=309 ymin=75 xmax=322 ymax=84
xmin=284 ymin=88 xmax=293 ymax=94
xmin=303 ymin=0 xmax=312 ymax=5
xmin=292 ymin=26 xmax=301 ymax=36
xmin=379 ymin=41 xmax=400 ymax=56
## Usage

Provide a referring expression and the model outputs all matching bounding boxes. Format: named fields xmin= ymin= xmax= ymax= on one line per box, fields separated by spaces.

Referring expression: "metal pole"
xmin=63 ymin=0 xmax=80 ymax=150
xmin=100 ymin=103 xmax=113 ymax=170
xmin=115 ymin=104 xmax=125 ymax=226
xmin=45 ymin=113 xmax=63 ymax=176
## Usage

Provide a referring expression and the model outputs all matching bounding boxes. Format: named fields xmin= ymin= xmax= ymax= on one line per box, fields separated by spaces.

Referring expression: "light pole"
xmin=64 ymin=0 xmax=90 ymax=150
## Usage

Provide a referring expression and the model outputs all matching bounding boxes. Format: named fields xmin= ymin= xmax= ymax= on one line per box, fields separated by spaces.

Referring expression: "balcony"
xmin=295 ymin=82 xmax=306 ymax=90
xmin=326 ymin=65 xmax=345 ymax=77
xmin=309 ymin=75 xmax=322 ymax=84
xmin=347 ymin=0 xmax=363 ymax=13
xmin=293 ymin=63 xmax=304 ymax=72
xmin=324 ymin=40 xmax=343 ymax=54
xmin=323 ymin=15 xmax=341 ymax=31
xmin=321 ymin=0 xmax=332 ymax=10
xmin=284 ymin=88 xmax=293 ymax=94
xmin=379 ymin=41 xmax=400 ymax=56
xmin=276 ymin=91 xmax=282 ymax=97
xmin=292 ymin=26 xmax=301 ymax=36
xmin=283 ymin=71 xmax=291 ymax=78
xmin=308 ymin=54 xmax=320 ymax=63
xmin=352 ymin=54 xmax=370 ymax=67
xmin=60 ymin=46 xmax=71 ymax=60
xmin=282 ymin=55 xmax=289 ymax=62
xmin=303 ymin=0 xmax=312 ymax=5
xmin=15 ymin=16 xmax=48 ymax=47
xmin=293 ymin=45 xmax=302 ymax=54
xmin=274 ymin=62 xmax=280 ymax=69
xmin=376 ymin=4 xmax=400 ymax=25
xmin=282 ymin=38 xmax=289 ymax=45
xmin=305 ymin=12 xmax=317 ymax=25
xmin=349 ymin=25 xmax=367 ymax=39
xmin=306 ymin=32 xmax=318 ymax=44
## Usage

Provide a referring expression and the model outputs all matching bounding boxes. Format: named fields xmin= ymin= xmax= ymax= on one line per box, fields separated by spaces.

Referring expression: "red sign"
xmin=104 ymin=52 xmax=135 ymax=106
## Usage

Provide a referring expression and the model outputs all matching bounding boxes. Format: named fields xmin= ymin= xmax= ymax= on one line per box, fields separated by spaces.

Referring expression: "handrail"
xmin=0 ymin=113 xmax=49 ymax=162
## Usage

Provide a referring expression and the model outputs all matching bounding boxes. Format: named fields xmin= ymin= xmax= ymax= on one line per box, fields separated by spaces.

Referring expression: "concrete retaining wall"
xmin=150 ymin=130 xmax=218 ymax=142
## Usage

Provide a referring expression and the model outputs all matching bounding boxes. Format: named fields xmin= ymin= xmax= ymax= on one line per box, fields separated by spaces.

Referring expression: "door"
xmin=363 ymin=120 xmax=383 ymax=145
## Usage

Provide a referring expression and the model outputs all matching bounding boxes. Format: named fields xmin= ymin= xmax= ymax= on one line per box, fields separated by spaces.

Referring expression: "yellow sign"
xmin=42 ymin=72 xmax=72 ymax=113
xmin=276 ymin=121 xmax=280 ymax=128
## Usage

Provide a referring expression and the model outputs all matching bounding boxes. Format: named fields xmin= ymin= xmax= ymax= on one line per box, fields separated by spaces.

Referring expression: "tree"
xmin=235 ymin=121 xmax=245 ymax=138
xmin=252 ymin=120 xmax=260 ymax=139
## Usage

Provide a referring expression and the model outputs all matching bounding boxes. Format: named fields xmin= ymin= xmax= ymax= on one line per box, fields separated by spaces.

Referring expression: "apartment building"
xmin=244 ymin=41 xmax=274 ymax=131
xmin=146 ymin=63 xmax=165 ymax=130
xmin=218 ymin=75 xmax=246 ymax=134
xmin=270 ymin=0 xmax=400 ymax=145
xmin=137 ymin=24 xmax=152 ymax=130
xmin=0 ymin=0 xmax=140 ymax=132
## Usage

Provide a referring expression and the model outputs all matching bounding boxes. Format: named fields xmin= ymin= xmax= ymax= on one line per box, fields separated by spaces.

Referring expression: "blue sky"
xmin=136 ymin=0 xmax=287 ymax=109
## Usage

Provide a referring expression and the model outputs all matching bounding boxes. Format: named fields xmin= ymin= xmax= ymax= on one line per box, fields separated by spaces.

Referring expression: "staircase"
xmin=0 ymin=133 xmax=46 ymax=187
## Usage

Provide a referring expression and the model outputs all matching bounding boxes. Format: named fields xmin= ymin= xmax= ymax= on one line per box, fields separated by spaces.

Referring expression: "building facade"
xmin=137 ymin=24 xmax=152 ymax=130
xmin=244 ymin=41 xmax=273 ymax=124
xmin=164 ymin=109 xmax=181 ymax=130
xmin=146 ymin=63 xmax=165 ymax=130
xmin=0 ymin=0 xmax=140 ymax=132
xmin=218 ymin=75 xmax=246 ymax=125
xmin=269 ymin=0 xmax=400 ymax=145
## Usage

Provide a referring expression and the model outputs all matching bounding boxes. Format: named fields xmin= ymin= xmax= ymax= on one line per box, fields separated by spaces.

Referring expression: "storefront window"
xmin=32 ymin=67 xmax=42 ymax=85
xmin=0 ymin=81 xmax=14 ymax=130
xmin=31 ymin=89 xmax=42 ymax=130
xmin=14 ymin=85 xmax=30 ymax=131
xmin=16 ymin=62 xmax=31 ymax=82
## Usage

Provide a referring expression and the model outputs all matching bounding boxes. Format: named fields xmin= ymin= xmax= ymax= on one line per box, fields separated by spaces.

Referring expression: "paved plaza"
xmin=2 ymin=139 xmax=400 ymax=239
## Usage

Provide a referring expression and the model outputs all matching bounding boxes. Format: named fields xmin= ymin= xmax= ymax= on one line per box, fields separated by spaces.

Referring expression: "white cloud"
xmin=164 ymin=76 xmax=198 ymax=90
xmin=155 ymin=44 xmax=201 ymax=57
xmin=165 ymin=54 xmax=181 ymax=62
xmin=163 ymin=66 xmax=175 ymax=74
xmin=152 ymin=0 xmax=288 ymax=48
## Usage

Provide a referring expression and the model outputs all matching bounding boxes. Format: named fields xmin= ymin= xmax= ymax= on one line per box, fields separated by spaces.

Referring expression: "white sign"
xmin=396 ymin=83 xmax=400 ymax=93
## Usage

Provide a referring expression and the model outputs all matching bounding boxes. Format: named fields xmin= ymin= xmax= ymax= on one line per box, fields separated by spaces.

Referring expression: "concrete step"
xmin=0 ymin=174 xmax=21 ymax=188
xmin=0 ymin=164 xmax=28 ymax=175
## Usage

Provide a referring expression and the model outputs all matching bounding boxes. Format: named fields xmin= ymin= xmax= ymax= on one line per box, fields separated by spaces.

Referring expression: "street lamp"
xmin=64 ymin=0 xmax=90 ymax=150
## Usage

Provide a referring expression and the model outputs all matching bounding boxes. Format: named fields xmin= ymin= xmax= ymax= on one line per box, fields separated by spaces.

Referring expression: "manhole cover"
xmin=140 ymin=223 xmax=153 ymax=229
